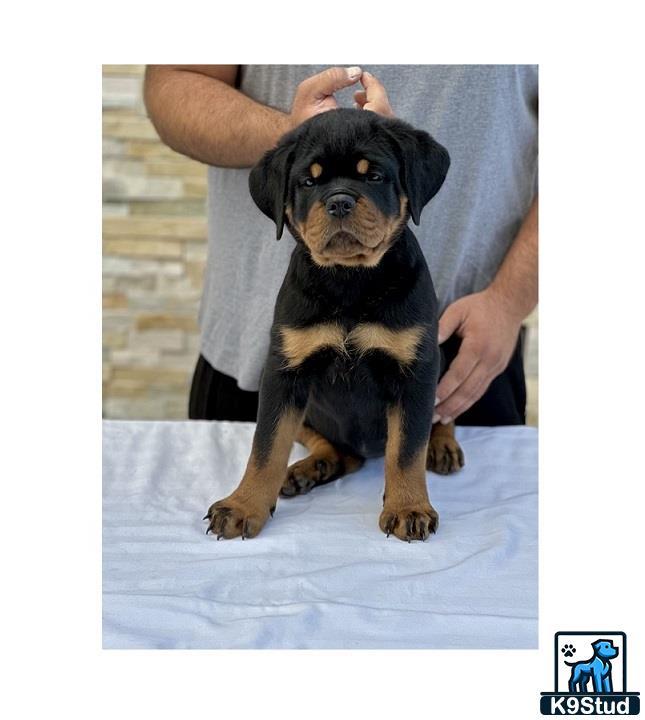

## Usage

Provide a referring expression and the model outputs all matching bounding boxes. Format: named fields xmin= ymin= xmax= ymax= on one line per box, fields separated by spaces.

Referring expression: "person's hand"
xmin=353 ymin=71 xmax=395 ymax=117
xmin=289 ymin=66 xmax=363 ymax=127
xmin=433 ymin=287 xmax=524 ymax=424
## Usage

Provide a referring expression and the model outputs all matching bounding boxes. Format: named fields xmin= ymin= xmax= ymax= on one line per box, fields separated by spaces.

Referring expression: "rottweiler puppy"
xmin=205 ymin=108 xmax=464 ymax=542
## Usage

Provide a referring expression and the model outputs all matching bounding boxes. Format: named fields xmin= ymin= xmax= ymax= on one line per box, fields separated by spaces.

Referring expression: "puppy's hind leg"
xmin=280 ymin=424 xmax=364 ymax=497
xmin=427 ymin=421 xmax=465 ymax=475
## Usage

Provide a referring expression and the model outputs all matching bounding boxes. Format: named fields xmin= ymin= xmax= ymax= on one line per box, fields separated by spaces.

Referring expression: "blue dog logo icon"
xmin=540 ymin=631 xmax=640 ymax=715
xmin=566 ymin=639 xmax=618 ymax=694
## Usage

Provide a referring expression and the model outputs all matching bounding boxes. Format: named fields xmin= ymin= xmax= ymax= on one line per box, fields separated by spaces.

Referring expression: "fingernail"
xmin=346 ymin=66 xmax=361 ymax=79
xmin=432 ymin=413 xmax=440 ymax=424
xmin=440 ymin=416 xmax=453 ymax=425
xmin=434 ymin=396 xmax=441 ymax=406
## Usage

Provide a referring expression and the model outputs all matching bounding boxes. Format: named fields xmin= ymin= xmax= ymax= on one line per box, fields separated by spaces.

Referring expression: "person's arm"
xmin=434 ymin=197 xmax=538 ymax=423
xmin=143 ymin=65 xmax=363 ymax=168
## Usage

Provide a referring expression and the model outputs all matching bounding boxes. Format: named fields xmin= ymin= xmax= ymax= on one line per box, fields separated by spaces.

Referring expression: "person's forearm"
xmin=144 ymin=66 xmax=292 ymax=168
xmin=488 ymin=196 xmax=538 ymax=322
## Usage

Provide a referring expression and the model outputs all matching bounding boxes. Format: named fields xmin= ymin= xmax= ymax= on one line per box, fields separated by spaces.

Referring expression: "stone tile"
xmin=131 ymin=329 xmax=186 ymax=352
xmin=103 ymin=329 xmax=128 ymax=349
xmin=136 ymin=314 xmax=198 ymax=332
xmin=156 ymin=353 xmax=197 ymax=372
xmin=185 ymin=261 xmax=205 ymax=289
xmin=103 ymin=256 xmax=183 ymax=278
xmin=102 ymin=65 xmax=145 ymax=76
xmin=103 ymin=216 xmax=207 ymax=239
xmin=111 ymin=366 xmax=189 ymax=386
xmin=184 ymin=241 xmax=208 ymax=262
xmin=103 ymin=158 xmax=147 ymax=177
xmin=126 ymin=141 xmax=183 ymax=160
xmin=103 ymin=238 xmax=183 ymax=259
xmin=102 ymin=76 xmax=143 ymax=110
xmin=526 ymin=377 xmax=539 ymax=427
xmin=113 ymin=275 xmax=156 ymax=292
xmin=103 ymin=175 xmax=184 ymax=201
xmin=103 ymin=137 xmax=125 ymax=157
xmin=125 ymin=290 xmax=200 ymax=313
xmin=103 ymin=112 xmax=159 ymax=141
xmin=145 ymin=160 xmax=206 ymax=178
xmin=524 ymin=325 xmax=538 ymax=377
xmin=102 ymin=203 xmax=129 ymax=217
xmin=103 ymin=292 xmax=128 ymax=309
xmin=110 ymin=348 xmax=162 ymax=367
xmin=182 ymin=176 xmax=208 ymax=198
xmin=129 ymin=200 xmax=206 ymax=217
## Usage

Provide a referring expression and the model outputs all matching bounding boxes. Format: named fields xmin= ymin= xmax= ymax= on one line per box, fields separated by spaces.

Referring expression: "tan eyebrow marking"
xmin=280 ymin=323 xmax=346 ymax=368
xmin=356 ymin=158 xmax=369 ymax=174
xmin=349 ymin=324 xmax=425 ymax=365
xmin=310 ymin=162 xmax=323 ymax=179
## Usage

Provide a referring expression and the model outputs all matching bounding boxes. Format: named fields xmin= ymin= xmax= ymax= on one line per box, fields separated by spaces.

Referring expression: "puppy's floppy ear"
xmin=248 ymin=142 xmax=294 ymax=240
xmin=384 ymin=120 xmax=450 ymax=225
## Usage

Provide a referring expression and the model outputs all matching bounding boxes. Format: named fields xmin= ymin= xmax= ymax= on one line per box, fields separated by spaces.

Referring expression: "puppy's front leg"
xmin=379 ymin=380 xmax=438 ymax=542
xmin=205 ymin=365 xmax=306 ymax=539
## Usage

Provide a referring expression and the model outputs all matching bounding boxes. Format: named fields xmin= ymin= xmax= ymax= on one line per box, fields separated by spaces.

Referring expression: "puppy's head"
xmin=249 ymin=109 xmax=450 ymax=268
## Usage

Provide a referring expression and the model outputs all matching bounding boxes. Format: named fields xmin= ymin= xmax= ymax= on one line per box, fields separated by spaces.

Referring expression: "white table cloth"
xmin=103 ymin=420 xmax=537 ymax=649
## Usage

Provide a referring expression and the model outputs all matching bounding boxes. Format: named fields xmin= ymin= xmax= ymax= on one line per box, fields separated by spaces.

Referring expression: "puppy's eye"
xmin=366 ymin=172 xmax=384 ymax=183
xmin=302 ymin=177 xmax=315 ymax=187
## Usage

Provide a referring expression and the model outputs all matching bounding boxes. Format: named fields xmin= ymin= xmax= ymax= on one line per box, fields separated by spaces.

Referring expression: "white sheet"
xmin=102 ymin=420 xmax=537 ymax=649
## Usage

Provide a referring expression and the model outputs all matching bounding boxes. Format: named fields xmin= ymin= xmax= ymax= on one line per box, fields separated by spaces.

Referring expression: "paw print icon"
xmin=561 ymin=644 xmax=576 ymax=658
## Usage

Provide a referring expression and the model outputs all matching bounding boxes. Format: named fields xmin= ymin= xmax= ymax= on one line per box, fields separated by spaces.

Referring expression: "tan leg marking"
xmin=280 ymin=323 xmax=347 ymax=369
xmin=379 ymin=405 xmax=438 ymax=541
xmin=281 ymin=425 xmax=364 ymax=497
xmin=427 ymin=421 xmax=465 ymax=474
xmin=348 ymin=323 xmax=425 ymax=365
xmin=205 ymin=408 xmax=303 ymax=539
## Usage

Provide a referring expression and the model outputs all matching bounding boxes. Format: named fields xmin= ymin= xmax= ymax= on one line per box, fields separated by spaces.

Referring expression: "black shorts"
xmin=189 ymin=330 xmax=527 ymax=426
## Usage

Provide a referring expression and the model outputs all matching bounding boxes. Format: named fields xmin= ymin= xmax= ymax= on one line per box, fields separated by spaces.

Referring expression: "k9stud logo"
xmin=541 ymin=632 xmax=640 ymax=715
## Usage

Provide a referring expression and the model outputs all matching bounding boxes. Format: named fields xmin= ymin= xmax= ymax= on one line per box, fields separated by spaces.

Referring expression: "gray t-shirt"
xmin=200 ymin=64 xmax=538 ymax=391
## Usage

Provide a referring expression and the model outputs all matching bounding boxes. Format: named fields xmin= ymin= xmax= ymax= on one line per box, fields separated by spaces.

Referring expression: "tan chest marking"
xmin=280 ymin=322 xmax=425 ymax=368
xmin=280 ymin=323 xmax=347 ymax=369
xmin=349 ymin=323 xmax=424 ymax=365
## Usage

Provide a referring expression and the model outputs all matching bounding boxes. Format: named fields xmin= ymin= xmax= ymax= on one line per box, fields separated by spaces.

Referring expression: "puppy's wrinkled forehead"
xmin=290 ymin=112 xmax=397 ymax=181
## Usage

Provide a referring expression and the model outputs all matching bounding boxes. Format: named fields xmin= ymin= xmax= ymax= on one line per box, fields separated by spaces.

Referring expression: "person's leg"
xmin=440 ymin=329 xmax=527 ymax=426
xmin=188 ymin=355 xmax=259 ymax=421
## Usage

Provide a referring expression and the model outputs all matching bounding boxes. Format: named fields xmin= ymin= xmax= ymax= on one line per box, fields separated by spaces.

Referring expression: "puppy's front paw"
xmin=427 ymin=435 xmax=465 ymax=475
xmin=204 ymin=497 xmax=274 ymax=540
xmin=379 ymin=504 xmax=439 ymax=542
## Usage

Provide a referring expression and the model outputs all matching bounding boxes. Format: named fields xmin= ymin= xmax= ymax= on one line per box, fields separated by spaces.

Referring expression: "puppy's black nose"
xmin=326 ymin=193 xmax=356 ymax=218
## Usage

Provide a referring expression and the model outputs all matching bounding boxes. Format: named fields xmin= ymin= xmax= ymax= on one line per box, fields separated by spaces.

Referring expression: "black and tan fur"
xmin=205 ymin=109 xmax=464 ymax=542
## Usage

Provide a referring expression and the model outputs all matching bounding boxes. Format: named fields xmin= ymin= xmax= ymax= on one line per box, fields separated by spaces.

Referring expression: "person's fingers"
xmin=353 ymin=90 xmax=367 ymax=106
xmin=435 ymin=363 xmax=492 ymax=422
xmin=437 ymin=301 xmax=466 ymax=345
xmin=360 ymin=71 xmax=394 ymax=116
xmin=435 ymin=340 xmax=480 ymax=406
xmin=300 ymin=66 xmax=362 ymax=101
